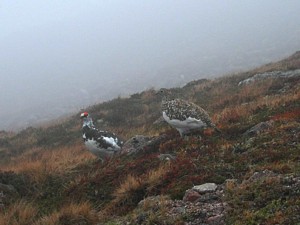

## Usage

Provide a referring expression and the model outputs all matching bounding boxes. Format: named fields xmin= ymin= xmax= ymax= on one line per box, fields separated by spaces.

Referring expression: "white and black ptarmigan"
xmin=80 ymin=112 xmax=123 ymax=160
xmin=158 ymin=89 xmax=221 ymax=137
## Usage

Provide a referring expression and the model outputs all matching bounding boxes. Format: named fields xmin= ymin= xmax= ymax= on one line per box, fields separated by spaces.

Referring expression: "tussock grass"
xmin=114 ymin=163 xmax=170 ymax=204
xmin=113 ymin=174 xmax=143 ymax=204
xmin=0 ymin=200 xmax=38 ymax=225
xmin=216 ymin=86 xmax=300 ymax=126
xmin=0 ymin=145 xmax=93 ymax=183
xmin=98 ymin=163 xmax=171 ymax=222
xmin=34 ymin=201 xmax=98 ymax=225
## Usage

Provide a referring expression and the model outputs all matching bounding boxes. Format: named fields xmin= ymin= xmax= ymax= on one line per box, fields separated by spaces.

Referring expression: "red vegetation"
xmin=271 ymin=109 xmax=300 ymax=121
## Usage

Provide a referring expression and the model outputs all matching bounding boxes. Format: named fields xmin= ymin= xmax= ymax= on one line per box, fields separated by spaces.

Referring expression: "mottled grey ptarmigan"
xmin=80 ymin=112 xmax=123 ymax=160
xmin=158 ymin=89 xmax=220 ymax=137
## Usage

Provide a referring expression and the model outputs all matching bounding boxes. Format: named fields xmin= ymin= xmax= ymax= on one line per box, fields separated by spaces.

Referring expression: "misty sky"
xmin=1 ymin=0 xmax=300 ymax=130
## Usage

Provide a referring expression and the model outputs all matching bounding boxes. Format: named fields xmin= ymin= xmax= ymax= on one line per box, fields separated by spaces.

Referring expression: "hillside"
xmin=0 ymin=52 xmax=299 ymax=224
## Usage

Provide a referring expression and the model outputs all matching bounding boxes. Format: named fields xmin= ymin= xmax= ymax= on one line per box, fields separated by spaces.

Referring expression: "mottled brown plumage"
xmin=159 ymin=89 xmax=220 ymax=136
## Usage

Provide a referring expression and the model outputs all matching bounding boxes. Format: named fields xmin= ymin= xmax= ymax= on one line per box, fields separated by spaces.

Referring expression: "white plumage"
xmin=80 ymin=112 xmax=123 ymax=160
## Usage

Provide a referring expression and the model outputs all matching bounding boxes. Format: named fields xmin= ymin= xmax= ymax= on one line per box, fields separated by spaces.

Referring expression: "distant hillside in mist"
xmin=1 ymin=50 xmax=297 ymax=131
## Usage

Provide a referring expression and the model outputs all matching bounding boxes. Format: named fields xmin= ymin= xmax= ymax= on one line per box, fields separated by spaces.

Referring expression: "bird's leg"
xmin=97 ymin=158 xmax=104 ymax=164
xmin=195 ymin=134 xmax=202 ymax=140
xmin=179 ymin=131 xmax=183 ymax=138
xmin=183 ymin=135 xmax=190 ymax=141
xmin=180 ymin=131 xmax=190 ymax=141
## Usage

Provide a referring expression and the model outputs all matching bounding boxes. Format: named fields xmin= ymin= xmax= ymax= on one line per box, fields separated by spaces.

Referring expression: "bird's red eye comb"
xmin=80 ymin=112 xmax=89 ymax=118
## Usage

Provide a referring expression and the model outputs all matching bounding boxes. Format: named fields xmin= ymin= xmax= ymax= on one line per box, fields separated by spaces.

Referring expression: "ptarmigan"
xmin=80 ymin=112 xmax=123 ymax=160
xmin=158 ymin=89 xmax=220 ymax=137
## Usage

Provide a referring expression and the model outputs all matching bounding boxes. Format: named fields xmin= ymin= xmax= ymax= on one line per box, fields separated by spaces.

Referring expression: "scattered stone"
xmin=158 ymin=153 xmax=176 ymax=161
xmin=207 ymin=214 xmax=224 ymax=224
xmin=192 ymin=183 xmax=218 ymax=193
xmin=134 ymin=182 xmax=226 ymax=224
xmin=183 ymin=189 xmax=201 ymax=202
xmin=243 ymin=120 xmax=274 ymax=136
xmin=243 ymin=169 xmax=278 ymax=184
xmin=197 ymin=192 xmax=219 ymax=203
xmin=122 ymin=134 xmax=168 ymax=156
xmin=122 ymin=135 xmax=151 ymax=155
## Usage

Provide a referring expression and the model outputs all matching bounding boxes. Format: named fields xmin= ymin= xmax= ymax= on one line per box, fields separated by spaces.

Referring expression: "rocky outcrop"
xmin=238 ymin=69 xmax=300 ymax=86
xmin=192 ymin=183 xmax=218 ymax=194
xmin=232 ymin=120 xmax=274 ymax=153
xmin=157 ymin=153 xmax=176 ymax=161
xmin=181 ymin=183 xmax=226 ymax=225
xmin=133 ymin=182 xmax=227 ymax=225
xmin=122 ymin=134 xmax=168 ymax=155
xmin=122 ymin=135 xmax=151 ymax=155
xmin=127 ymin=171 xmax=300 ymax=225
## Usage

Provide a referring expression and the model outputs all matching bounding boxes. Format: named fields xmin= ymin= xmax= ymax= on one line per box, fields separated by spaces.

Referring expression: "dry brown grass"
xmin=98 ymin=163 xmax=171 ymax=222
xmin=133 ymin=195 xmax=176 ymax=224
xmin=0 ymin=144 xmax=94 ymax=183
xmin=113 ymin=163 xmax=171 ymax=201
xmin=0 ymin=200 xmax=38 ymax=225
xmin=146 ymin=163 xmax=170 ymax=192
xmin=212 ymin=78 xmax=276 ymax=110
xmin=113 ymin=174 xmax=143 ymax=201
xmin=216 ymin=86 xmax=300 ymax=125
xmin=34 ymin=201 xmax=98 ymax=225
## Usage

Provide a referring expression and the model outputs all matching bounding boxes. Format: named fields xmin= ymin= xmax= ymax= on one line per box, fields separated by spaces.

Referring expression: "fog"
xmin=1 ymin=0 xmax=300 ymax=130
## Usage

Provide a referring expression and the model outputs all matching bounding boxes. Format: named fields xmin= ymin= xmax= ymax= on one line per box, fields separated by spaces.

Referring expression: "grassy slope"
xmin=0 ymin=52 xmax=299 ymax=224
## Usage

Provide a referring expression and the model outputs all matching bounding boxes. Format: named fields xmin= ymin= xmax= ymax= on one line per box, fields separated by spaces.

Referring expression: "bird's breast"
xmin=163 ymin=111 xmax=206 ymax=129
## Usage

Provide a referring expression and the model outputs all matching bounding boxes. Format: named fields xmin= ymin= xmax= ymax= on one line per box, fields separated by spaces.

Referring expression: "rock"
xmin=243 ymin=170 xmax=279 ymax=185
xmin=122 ymin=135 xmax=151 ymax=155
xmin=122 ymin=134 xmax=168 ymax=155
xmin=197 ymin=193 xmax=219 ymax=203
xmin=158 ymin=153 xmax=176 ymax=161
xmin=243 ymin=121 xmax=274 ymax=136
xmin=183 ymin=189 xmax=201 ymax=202
xmin=207 ymin=214 xmax=224 ymax=224
xmin=238 ymin=69 xmax=300 ymax=86
xmin=192 ymin=183 xmax=218 ymax=193
xmin=135 ymin=185 xmax=226 ymax=225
